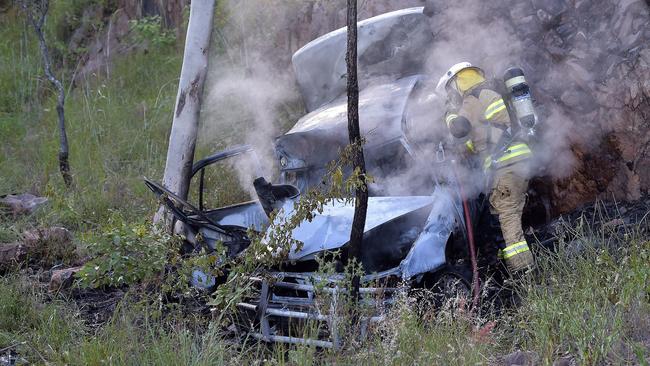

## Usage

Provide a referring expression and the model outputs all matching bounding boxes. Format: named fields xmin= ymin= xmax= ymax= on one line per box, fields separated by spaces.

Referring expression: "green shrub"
xmin=130 ymin=16 xmax=176 ymax=48
xmin=78 ymin=219 xmax=175 ymax=287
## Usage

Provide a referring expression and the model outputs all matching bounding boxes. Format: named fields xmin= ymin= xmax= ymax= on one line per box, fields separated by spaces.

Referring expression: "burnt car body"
xmin=146 ymin=7 xmax=546 ymax=348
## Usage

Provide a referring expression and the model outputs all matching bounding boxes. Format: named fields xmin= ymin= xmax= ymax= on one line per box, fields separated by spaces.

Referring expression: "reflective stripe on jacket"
xmin=483 ymin=143 xmax=532 ymax=171
xmin=484 ymin=98 xmax=507 ymax=121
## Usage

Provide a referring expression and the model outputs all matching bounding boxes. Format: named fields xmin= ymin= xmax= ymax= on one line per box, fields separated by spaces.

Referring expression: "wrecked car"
xmin=146 ymin=7 xmax=549 ymax=348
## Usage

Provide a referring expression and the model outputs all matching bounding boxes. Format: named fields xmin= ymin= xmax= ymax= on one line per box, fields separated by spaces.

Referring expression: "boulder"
xmin=0 ymin=227 xmax=74 ymax=271
xmin=49 ymin=266 xmax=83 ymax=291
xmin=23 ymin=227 xmax=75 ymax=266
xmin=553 ymin=356 xmax=576 ymax=366
xmin=503 ymin=350 xmax=539 ymax=366
xmin=22 ymin=227 xmax=72 ymax=247
xmin=0 ymin=243 xmax=28 ymax=272
xmin=0 ymin=194 xmax=48 ymax=216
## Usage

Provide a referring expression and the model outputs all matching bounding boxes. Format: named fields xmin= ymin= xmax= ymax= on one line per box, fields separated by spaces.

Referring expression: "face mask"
xmin=455 ymin=68 xmax=486 ymax=93
xmin=446 ymin=79 xmax=462 ymax=108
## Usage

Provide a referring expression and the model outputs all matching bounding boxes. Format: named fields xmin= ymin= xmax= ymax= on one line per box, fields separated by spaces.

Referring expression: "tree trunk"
xmin=345 ymin=0 xmax=367 ymax=304
xmin=22 ymin=0 xmax=72 ymax=187
xmin=155 ymin=0 xmax=216 ymax=230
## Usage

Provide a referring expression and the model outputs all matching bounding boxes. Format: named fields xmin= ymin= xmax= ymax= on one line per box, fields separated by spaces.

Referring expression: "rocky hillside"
xmin=474 ymin=0 xmax=650 ymax=213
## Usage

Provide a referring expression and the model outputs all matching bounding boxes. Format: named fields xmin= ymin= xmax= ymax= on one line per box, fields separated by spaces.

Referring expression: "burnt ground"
xmin=531 ymin=194 xmax=650 ymax=249
xmin=68 ymin=287 xmax=126 ymax=328
xmin=550 ymin=196 xmax=650 ymax=229
xmin=18 ymin=269 xmax=128 ymax=329
xmin=444 ymin=193 xmax=650 ymax=320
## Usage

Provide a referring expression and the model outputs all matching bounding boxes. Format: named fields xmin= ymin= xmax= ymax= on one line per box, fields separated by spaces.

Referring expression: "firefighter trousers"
xmin=488 ymin=161 xmax=534 ymax=271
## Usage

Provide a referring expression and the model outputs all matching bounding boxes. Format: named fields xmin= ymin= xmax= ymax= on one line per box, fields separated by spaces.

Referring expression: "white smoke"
xmin=386 ymin=0 xmax=585 ymax=197
xmin=423 ymin=0 xmax=524 ymax=75
xmin=202 ymin=61 xmax=297 ymax=173
xmin=198 ymin=1 xmax=308 ymax=196
xmin=198 ymin=0 xmax=647 ymax=206
xmin=198 ymin=0 xmax=426 ymax=198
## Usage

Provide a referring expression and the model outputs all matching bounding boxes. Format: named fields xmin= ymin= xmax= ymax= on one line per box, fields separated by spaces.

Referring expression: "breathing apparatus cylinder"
xmin=503 ymin=67 xmax=537 ymax=136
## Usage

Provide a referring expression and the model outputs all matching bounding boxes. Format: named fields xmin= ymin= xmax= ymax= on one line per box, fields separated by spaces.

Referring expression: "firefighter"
xmin=437 ymin=62 xmax=534 ymax=273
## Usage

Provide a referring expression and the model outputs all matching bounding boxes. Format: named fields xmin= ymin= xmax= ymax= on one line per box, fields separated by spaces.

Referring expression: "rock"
xmin=0 ymin=194 xmax=48 ymax=216
xmin=75 ymin=10 xmax=137 ymax=82
xmin=22 ymin=227 xmax=72 ymax=247
xmin=555 ymin=21 xmax=577 ymax=42
xmin=67 ymin=5 xmax=104 ymax=51
xmin=49 ymin=266 xmax=83 ymax=291
xmin=23 ymin=227 xmax=75 ymax=266
xmin=532 ymin=0 xmax=568 ymax=17
xmin=536 ymin=9 xmax=554 ymax=26
xmin=503 ymin=350 xmax=539 ymax=366
xmin=0 ymin=227 xmax=75 ymax=271
xmin=509 ymin=2 xmax=536 ymax=20
xmin=0 ymin=243 xmax=28 ymax=272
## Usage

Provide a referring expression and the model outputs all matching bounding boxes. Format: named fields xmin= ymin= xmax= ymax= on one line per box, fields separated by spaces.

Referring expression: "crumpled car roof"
xmin=292 ymin=7 xmax=433 ymax=112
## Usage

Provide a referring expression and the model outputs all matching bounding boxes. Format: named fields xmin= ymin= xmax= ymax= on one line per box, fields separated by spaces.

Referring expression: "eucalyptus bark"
xmin=346 ymin=0 xmax=367 ymax=303
xmin=22 ymin=0 xmax=72 ymax=187
xmin=156 ymin=0 xmax=216 ymax=230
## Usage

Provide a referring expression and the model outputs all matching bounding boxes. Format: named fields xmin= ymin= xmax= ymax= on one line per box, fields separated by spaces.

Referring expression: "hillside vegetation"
xmin=1 ymin=3 xmax=177 ymax=227
xmin=0 ymin=2 xmax=648 ymax=365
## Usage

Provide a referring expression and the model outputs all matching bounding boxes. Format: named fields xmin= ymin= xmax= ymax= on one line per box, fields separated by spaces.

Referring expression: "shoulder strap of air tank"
xmin=468 ymin=79 xmax=503 ymax=99
xmin=468 ymin=83 xmax=487 ymax=99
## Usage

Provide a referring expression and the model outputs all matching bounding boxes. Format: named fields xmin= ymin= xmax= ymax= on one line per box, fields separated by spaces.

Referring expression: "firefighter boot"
xmin=503 ymin=241 xmax=534 ymax=273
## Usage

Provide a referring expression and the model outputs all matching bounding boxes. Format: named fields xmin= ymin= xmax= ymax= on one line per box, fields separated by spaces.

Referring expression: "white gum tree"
xmin=155 ymin=0 xmax=216 ymax=230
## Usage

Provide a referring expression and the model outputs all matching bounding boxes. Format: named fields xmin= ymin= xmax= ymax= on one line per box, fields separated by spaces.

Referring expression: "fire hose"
xmin=451 ymin=161 xmax=481 ymax=311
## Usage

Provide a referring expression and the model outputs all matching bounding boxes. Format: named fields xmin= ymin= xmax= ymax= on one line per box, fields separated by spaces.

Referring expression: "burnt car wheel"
xmin=430 ymin=269 xmax=472 ymax=308
xmin=411 ymin=265 xmax=473 ymax=318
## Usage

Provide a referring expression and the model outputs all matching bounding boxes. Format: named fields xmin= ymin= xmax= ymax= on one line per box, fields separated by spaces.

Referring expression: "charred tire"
xmin=411 ymin=265 xmax=473 ymax=316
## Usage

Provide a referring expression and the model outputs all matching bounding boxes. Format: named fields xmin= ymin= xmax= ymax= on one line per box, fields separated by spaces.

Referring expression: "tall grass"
xmin=511 ymin=215 xmax=650 ymax=364
xmin=0 ymin=275 xmax=84 ymax=364
xmin=0 ymin=8 xmax=181 ymax=231
xmin=2 ymin=212 xmax=646 ymax=365
xmin=0 ymin=3 xmax=301 ymax=230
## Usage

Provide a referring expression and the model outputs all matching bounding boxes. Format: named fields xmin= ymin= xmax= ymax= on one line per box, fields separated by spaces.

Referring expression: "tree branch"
xmin=21 ymin=0 xmax=72 ymax=187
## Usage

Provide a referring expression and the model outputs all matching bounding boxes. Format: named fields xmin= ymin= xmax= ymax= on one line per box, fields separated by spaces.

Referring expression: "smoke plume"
xmin=198 ymin=0 xmax=650 ymax=210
